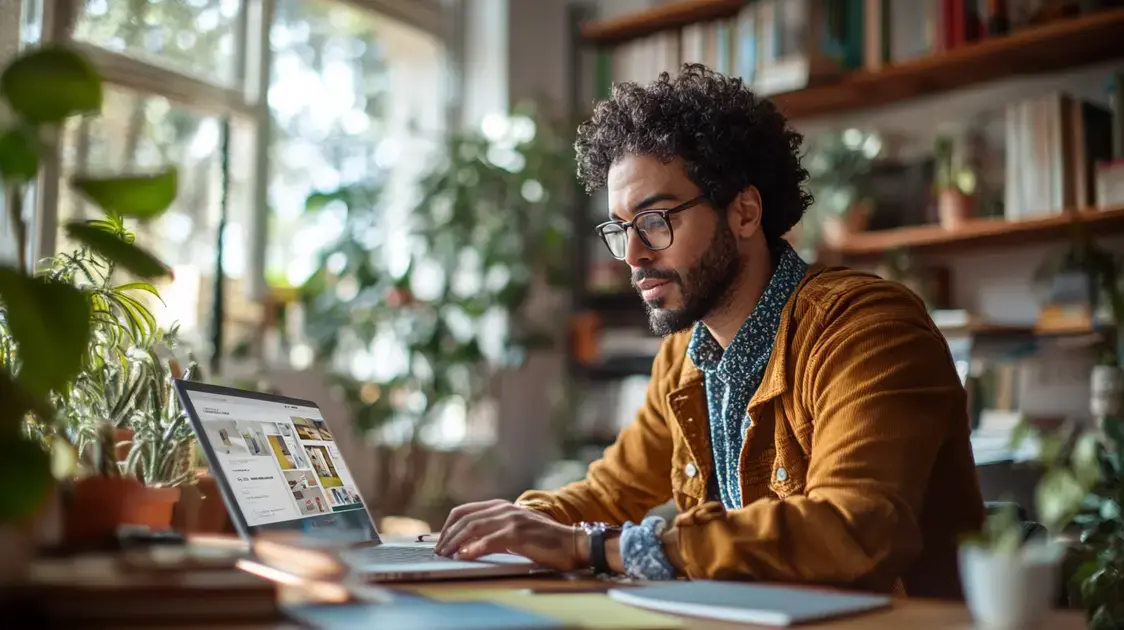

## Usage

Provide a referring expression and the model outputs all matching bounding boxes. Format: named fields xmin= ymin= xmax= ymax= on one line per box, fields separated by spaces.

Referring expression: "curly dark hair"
xmin=575 ymin=64 xmax=813 ymax=243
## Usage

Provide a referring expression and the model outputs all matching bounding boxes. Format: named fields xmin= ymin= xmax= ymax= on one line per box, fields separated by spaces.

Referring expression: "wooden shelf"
xmin=581 ymin=0 xmax=744 ymax=44
xmin=582 ymin=5 xmax=1124 ymax=120
xmin=939 ymin=323 xmax=1102 ymax=339
xmin=772 ymin=9 xmax=1124 ymax=119
xmin=828 ymin=206 xmax=1124 ymax=261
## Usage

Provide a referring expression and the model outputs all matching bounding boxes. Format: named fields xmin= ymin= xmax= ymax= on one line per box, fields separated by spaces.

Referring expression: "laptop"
xmin=175 ymin=380 xmax=545 ymax=582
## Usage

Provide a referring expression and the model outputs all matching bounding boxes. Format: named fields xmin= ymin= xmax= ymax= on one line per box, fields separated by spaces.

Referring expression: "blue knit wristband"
xmin=619 ymin=516 xmax=677 ymax=580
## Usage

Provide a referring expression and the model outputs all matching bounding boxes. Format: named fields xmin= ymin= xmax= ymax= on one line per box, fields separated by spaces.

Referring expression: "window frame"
xmin=28 ymin=0 xmax=272 ymax=298
xmin=23 ymin=0 xmax=450 ymax=301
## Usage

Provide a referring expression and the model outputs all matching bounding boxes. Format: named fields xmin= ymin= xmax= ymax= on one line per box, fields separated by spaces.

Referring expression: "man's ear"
xmin=727 ymin=185 xmax=763 ymax=239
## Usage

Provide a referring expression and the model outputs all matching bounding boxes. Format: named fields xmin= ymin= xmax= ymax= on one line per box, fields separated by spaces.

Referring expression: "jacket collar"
xmin=673 ymin=266 xmax=819 ymax=411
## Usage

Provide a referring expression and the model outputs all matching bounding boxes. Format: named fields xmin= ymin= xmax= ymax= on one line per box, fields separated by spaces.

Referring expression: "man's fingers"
xmin=437 ymin=500 xmax=509 ymax=545
xmin=437 ymin=509 xmax=516 ymax=557
xmin=437 ymin=503 xmax=523 ymax=555
xmin=455 ymin=525 xmax=516 ymax=561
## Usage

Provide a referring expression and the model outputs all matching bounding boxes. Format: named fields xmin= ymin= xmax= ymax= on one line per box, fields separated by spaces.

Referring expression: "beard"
xmin=633 ymin=223 xmax=741 ymax=337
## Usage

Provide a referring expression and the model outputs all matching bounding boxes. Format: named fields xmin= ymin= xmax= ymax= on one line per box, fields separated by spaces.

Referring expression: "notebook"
xmin=284 ymin=600 xmax=569 ymax=630
xmin=607 ymin=581 xmax=892 ymax=626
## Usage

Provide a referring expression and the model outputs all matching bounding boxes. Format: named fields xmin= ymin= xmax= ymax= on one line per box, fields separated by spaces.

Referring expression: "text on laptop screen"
xmin=186 ymin=390 xmax=369 ymax=530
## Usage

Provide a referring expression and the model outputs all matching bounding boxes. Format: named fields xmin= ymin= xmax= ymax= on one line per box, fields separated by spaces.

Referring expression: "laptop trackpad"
xmin=472 ymin=553 xmax=535 ymax=565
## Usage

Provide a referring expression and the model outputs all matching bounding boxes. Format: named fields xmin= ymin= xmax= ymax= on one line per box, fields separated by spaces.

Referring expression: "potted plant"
xmin=962 ymin=418 xmax=1124 ymax=628
xmin=63 ymin=422 xmax=156 ymax=544
xmin=802 ymin=128 xmax=880 ymax=252
xmin=43 ymin=215 xmax=168 ymax=462
xmin=0 ymin=44 xmax=176 ymax=577
xmin=295 ymin=104 xmax=574 ymax=526
xmin=60 ymin=324 xmax=202 ymax=544
xmin=933 ymin=133 xmax=975 ymax=230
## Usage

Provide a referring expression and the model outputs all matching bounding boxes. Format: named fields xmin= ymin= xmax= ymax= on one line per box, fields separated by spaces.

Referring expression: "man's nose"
xmin=623 ymin=229 xmax=653 ymax=268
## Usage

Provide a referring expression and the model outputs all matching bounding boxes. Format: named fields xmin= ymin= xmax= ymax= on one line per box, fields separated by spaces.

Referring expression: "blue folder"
xmin=286 ymin=599 xmax=568 ymax=629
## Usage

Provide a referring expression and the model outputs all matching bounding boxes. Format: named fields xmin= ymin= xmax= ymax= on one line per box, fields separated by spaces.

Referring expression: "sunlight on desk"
xmin=405 ymin=587 xmax=684 ymax=629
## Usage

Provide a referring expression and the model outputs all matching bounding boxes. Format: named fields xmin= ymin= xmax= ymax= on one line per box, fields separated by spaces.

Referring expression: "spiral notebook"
xmin=608 ymin=581 xmax=892 ymax=627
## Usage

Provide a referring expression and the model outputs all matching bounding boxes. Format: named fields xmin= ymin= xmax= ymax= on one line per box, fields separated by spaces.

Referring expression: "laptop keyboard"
xmin=348 ymin=545 xmax=446 ymax=564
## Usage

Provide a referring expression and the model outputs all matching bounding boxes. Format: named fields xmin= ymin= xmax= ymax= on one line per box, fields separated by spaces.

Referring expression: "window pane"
xmin=73 ymin=0 xmax=240 ymax=85
xmin=58 ymin=89 xmax=254 ymax=349
xmin=267 ymin=0 xmax=445 ymax=288
xmin=267 ymin=0 xmax=388 ymax=289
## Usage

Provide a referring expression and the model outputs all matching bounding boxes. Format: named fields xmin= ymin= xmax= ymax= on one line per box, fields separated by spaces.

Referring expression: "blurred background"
xmin=2 ymin=0 xmax=1123 ymax=531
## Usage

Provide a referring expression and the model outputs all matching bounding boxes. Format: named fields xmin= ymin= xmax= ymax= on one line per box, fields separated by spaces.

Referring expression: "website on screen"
xmin=186 ymin=390 xmax=371 ymax=532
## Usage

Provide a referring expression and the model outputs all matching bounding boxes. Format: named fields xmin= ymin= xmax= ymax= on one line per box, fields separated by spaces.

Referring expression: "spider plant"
xmin=121 ymin=332 xmax=199 ymax=487
xmin=27 ymin=214 xmax=166 ymax=458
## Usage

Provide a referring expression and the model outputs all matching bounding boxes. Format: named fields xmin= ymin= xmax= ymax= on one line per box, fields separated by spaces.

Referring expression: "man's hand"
xmin=435 ymin=499 xmax=586 ymax=571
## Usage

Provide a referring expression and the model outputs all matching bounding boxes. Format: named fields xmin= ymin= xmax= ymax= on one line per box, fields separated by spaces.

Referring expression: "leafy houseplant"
xmin=64 ymin=335 xmax=200 ymax=543
xmin=802 ymin=128 xmax=880 ymax=252
xmin=963 ymin=418 xmax=1124 ymax=629
xmin=39 ymin=215 xmax=165 ymax=451
xmin=297 ymin=106 xmax=574 ymax=523
xmin=0 ymin=44 xmax=176 ymax=559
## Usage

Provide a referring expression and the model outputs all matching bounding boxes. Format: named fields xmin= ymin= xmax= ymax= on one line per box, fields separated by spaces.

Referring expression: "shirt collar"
xmin=687 ymin=240 xmax=808 ymax=377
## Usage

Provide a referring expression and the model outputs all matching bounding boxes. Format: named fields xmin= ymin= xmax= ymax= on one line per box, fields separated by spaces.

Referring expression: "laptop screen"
xmin=178 ymin=382 xmax=378 ymax=541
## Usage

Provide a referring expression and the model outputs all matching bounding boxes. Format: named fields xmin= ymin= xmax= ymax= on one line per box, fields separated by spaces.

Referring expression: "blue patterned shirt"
xmin=618 ymin=241 xmax=808 ymax=580
xmin=687 ymin=241 xmax=807 ymax=509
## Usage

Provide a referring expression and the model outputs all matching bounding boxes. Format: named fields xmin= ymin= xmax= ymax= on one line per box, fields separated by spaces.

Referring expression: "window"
xmin=72 ymin=0 xmax=242 ymax=85
xmin=57 ymin=89 xmax=254 ymax=336
xmin=266 ymin=0 xmax=446 ymax=290
xmin=9 ymin=0 xmax=449 ymax=368
xmin=10 ymin=0 xmax=452 ymax=438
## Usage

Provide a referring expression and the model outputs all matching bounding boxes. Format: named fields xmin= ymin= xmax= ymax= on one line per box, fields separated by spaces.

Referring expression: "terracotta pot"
xmin=173 ymin=471 xmax=231 ymax=534
xmin=64 ymin=477 xmax=181 ymax=544
xmin=129 ymin=486 xmax=181 ymax=530
xmin=938 ymin=189 xmax=973 ymax=230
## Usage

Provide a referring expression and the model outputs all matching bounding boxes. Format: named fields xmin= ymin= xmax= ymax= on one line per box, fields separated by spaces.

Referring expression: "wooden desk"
xmin=385 ymin=574 xmax=1089 ymax=630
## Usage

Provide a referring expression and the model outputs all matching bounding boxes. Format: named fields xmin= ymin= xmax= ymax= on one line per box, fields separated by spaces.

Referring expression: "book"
xmin=285 ymin=600 xmax=569 ymax=630
xmin=23 ymin=553 xmax=279 ymax=624
xmin=608 ymin=581 xmax=892 ymax=626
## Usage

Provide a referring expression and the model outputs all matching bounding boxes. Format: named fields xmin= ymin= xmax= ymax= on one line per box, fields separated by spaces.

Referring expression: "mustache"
xmin=631 ymin=268 xmax=681 ymax=288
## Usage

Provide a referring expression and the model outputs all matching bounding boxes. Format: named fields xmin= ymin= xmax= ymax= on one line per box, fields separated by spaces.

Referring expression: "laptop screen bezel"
xmin=174 ymin=379 xmax=382 ymax=543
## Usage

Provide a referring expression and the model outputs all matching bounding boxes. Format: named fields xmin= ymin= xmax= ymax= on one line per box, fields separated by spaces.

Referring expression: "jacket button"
xmin=775 ymin=467 xmax=788 ymax=482
xmin=685 ymin=462 xmax=698 ymax=478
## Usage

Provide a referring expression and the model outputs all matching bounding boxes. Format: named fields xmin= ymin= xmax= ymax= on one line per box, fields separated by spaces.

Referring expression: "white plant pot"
xmin=1091 ymin=364 xmax=1124 ymax=419
xmin=959 ymin=542 xmax=1065 ymax=629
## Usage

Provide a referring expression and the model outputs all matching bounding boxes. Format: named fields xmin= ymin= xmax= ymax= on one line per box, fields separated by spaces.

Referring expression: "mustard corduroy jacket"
xmin=518 ymin=267 xmax=985 ymax=599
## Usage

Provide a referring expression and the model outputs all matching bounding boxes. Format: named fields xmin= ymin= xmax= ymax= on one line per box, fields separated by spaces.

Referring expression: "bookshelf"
xmin=581 ymin=0 xmax=745 ymax=43
xmin=772 ymin=8 xmax=1124 ymax=119
xmin=827 ymin=206 xmax=1124 ymax=261
xmin=561 ymin=1 xmax=1124 ymax=470
xmin=582 ymin=4 xmax=1124 ymax=120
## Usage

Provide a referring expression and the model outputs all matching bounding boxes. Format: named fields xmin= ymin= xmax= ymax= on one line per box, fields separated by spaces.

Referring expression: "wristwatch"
xmin=578 ymin=522 xmax=621 ymax=576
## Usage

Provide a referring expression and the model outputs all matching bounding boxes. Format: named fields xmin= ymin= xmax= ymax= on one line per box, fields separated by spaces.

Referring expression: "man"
xmin=436 ymin=64 xmax=985 ymax=599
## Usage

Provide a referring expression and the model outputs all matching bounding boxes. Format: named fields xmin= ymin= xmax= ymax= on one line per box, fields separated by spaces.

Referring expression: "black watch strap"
xmin=588 ymin=527 xmax=609 ymax=575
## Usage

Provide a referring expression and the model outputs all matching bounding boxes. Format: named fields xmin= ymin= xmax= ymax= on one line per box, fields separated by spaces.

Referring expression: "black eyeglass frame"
xmin=594 ymin=195 xmax=707 ymax=260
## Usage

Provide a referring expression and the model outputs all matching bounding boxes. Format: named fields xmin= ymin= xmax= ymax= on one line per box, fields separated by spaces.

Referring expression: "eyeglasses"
xmin=595 ymin=196 xmax=706 ymax=260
